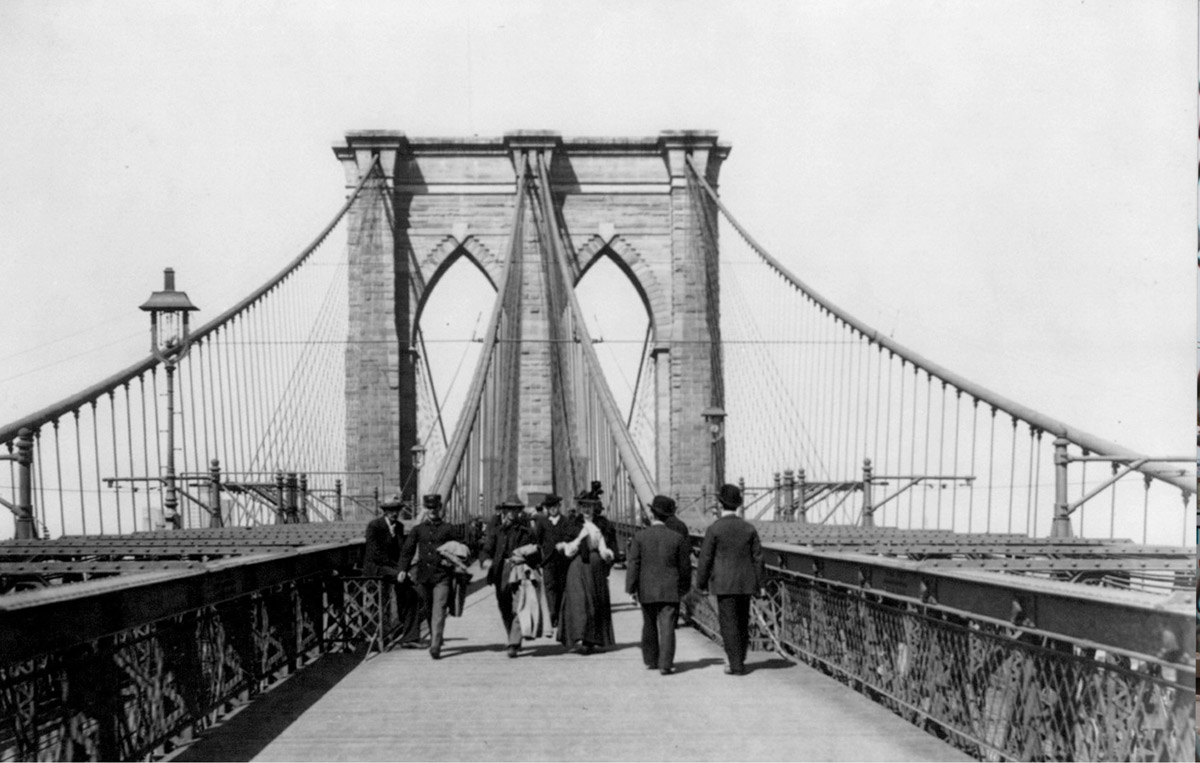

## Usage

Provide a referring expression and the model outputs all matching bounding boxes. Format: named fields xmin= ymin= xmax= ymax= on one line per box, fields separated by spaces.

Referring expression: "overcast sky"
xmin=0 ymin=2 xmax=1194 ymax=511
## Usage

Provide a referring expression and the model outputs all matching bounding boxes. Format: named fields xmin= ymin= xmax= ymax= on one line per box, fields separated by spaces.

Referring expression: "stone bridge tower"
xmin=334 ymin=130 xmax=729 ymax=506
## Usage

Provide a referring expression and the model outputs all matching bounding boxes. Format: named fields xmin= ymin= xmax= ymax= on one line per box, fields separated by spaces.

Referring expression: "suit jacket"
xmin=398 ymin=519 xmax=465 ymax=585
xmin=533 ymin=513 xmax=580 ymax=571
xmin=481 ymin=520 xmax=538 ymax=587
xmin=695 ymin=514 xmax=765 ymax=596
xmin=663 ymin=514 xmax=690 ymax=539
xmin=626 ymin=523 xmax=692 ymax=603
xmin=362 ymin=516 xmax=404 ymax=578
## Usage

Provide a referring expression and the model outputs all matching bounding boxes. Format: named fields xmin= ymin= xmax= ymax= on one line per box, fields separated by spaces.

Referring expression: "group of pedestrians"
xmin=361 ymin=482 xmax=765 ymax=676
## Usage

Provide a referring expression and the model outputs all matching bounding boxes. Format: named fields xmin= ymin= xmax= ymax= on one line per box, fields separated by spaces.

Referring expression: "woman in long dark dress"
xmin=554 ymin=497 xmax=615 ymax=653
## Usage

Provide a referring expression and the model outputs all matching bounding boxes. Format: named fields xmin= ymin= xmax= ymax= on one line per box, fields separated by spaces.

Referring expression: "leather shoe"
xmin=507 ymin=646 xmax=519 ymax=658
xmin=724 ymin=666 xmax=744 ymax=675
xmin=660 ymin=667 xmax=674 ymax=675
xmin=429 ymin=648 xmax=441 ymax=660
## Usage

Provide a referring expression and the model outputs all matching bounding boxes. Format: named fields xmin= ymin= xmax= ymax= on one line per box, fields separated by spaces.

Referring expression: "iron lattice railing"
xmin=682 ymin=560 xmax=1193 ymax=762
xmin=0 ymin=573 xmax=398 ymax=761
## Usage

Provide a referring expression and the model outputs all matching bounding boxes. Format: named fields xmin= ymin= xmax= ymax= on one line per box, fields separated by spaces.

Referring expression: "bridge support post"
xmin=796 ymin=468 xmax=806 ymax=524
xmin=286 ymin=472 xmax=299 ymax=523
xmin=1051 ymin=437 xmax=1073 ymax=538
xmin=13 ymin=428 xmax=36 ymax=540
xmin=861 ymin=458 xmax=874 ymax=528
xmin=275 ymin=471 xmax=286 ymax=524
xmin=772 ymin=472 xmax=781 ymax=518
xmin=208 ymin=458 xmax=223 ymax=528
xmin=299 ymin=474 xmax=309 ymax=523
xmin=782 ymin=470 xmax=795 ymax=522
xmin=334 ymin=479 xmax=343 ymax=521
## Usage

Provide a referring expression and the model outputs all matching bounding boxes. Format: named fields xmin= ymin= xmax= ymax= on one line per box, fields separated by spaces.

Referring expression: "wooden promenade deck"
xmin=172 ymin=567 xmax=971 ymax=762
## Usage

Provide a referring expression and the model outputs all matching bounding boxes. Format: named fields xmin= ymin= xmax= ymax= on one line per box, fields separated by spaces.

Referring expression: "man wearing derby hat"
xmin=362 ymin=494 xmax=423 ymax=646
xmin=642 ymin=491 xmax=689 ymax=540
xmin=481 ymin=494 xmax=541 ymax=657
xmin=695 ymin=484 xmax=766 ymax=675
xmin=532 ymin=493 xmax=577 ymax=632
xmin=397 ymin=494 xmax=468 ymax=659
xmin=626 ymin=495 xmax=692 ymax=675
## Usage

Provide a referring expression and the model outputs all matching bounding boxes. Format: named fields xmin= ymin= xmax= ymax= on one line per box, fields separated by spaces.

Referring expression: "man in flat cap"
xmin=695 ymin=484 xmax=765 ymax=675
xmin=397 ymin=494 xmax=468 ymax=660
xmin=532 ymin=493 xmax=577 ymax=632
xmin=481 ymin=494 xmax=540 ymax=657
xmin=626 ymin=495 xmax=692 ymax=675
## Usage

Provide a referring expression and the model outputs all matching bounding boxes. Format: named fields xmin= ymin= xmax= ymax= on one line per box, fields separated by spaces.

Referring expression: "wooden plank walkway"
xmin=174 ymin=566 xmax=971 ymax=762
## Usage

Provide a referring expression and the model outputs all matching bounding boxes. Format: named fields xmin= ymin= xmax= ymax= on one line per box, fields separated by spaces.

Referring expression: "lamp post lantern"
xmin=140 ymin=268 xmax=198 ymax=530
xmin=701 ymin=405 xmax=726 ymax=508
xmin=410 ymin=442 xmax=426 ymax=515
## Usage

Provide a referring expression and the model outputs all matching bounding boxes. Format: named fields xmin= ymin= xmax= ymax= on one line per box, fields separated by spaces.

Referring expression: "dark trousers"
xmin=716 ymin=594 xmax=752 ymax=671
xmin=542 ymin=560 xmax=568 ymax=628
xmin=493 ymin=582 xmax=523 ymax=647
xmin=414 ymin=579 xmax=452 ymax=652
xmin=394 ymin=580 xmax=422 ymax=644
xmin=639 ymin=601 xmax=679 ymax=671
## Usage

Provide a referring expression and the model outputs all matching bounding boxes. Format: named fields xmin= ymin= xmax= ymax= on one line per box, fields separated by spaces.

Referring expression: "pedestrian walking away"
xmin=555 ymin=493 xmax=616 ymax=654
xmin=397 ymin=494 xmax=470 ymax=660
xmin=695 ymin=484 xmax=766 ymax=675
xmin=481 ymin=494 xmax=542 ymax=657
xmin=626 ymin=494 xmax=692 ymax=675
xmin=361 ymin=494 xmax=422 ymax=646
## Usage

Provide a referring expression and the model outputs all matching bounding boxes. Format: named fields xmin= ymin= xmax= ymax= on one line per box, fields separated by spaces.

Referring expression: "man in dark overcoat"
xmin=626 ymin=495 xmax=692 ymax=675
xmin=481 ymin=494 xmax=540 ymax=658
xmin=695 ymin=484 xmax=766 ymax=675
xmin=362 ymin=495 xmax=422 ymax=646
xmin=397 ymin=494 xmax=468 ymax=660
xmin=532 ymin=493 xmax=576 ymax=632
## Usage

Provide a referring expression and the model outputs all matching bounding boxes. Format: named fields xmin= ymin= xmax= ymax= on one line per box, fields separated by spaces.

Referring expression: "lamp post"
xmin=701 ymin=405 xmax=726 ymax=511
xmin=140 ymin=268 xmax=198 ymax=530
xmin=409 ymin=442 xmax=426 ymax=516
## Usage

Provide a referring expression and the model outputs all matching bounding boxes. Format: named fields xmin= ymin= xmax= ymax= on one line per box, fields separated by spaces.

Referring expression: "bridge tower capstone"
xmin=335 ymin=130 xmax=729 ymax=506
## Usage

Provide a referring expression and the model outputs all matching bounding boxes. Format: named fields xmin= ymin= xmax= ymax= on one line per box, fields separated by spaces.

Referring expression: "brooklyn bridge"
xmin=0 ymin=131 xmax=1193 ymax=761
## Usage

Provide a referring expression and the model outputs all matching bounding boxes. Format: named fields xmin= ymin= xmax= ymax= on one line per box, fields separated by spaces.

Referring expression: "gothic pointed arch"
xmin=574 ymin=234 xmax=667 ymax=343
xmin=412 ymin=235 xmax=502 ymax=344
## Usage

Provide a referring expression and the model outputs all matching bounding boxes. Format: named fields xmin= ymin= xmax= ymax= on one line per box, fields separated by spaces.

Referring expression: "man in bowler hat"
xmin=626 ymin=495 xmax=692 ymax=675
xmin=695 ymin=484 xmax=766 ymax=675
xmin=397 ymin=494 xmax=467 ymax=659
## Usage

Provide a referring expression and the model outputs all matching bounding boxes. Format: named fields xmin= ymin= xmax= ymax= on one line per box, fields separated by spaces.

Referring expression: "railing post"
xmin=275 ymin=470 xmax=286 ymax=524
xmin=208 ymin=458 xmax=223 ymax=528
xmin=861 ymin=458 xmax=874 ymax=528
xmin=14 ymin=428 xmax=36 ymax=540
xmin=334 ymin=479 xmax=343 ymax=521
xmin=701 ymin=484 xmax=708 ymax=517
xmin=796 ymin=468 xmax=806 ymax=524
xmin=782 ymin=469 xmax=795 ymax=522
xmin=373 ymin=486 xmax=380 ymax=516
xmin=1051 ymin=437 xmax=1072 ymax=538
xmin=772 ymin=471 xmax=781 ymax=518
xmin=286 ymin=472 xmax=299 ymax=524
xmin=299 ymin=473 xmax=309 ymax=523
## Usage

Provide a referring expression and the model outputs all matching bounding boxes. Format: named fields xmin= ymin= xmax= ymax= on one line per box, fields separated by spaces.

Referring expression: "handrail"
xmin=685 ymin=155 xmax=1193 ymax=496
xmin=0 ymin=156 xmax=383 ymax=443
xmin=430 ymin=157 xmax=528 ymax=500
